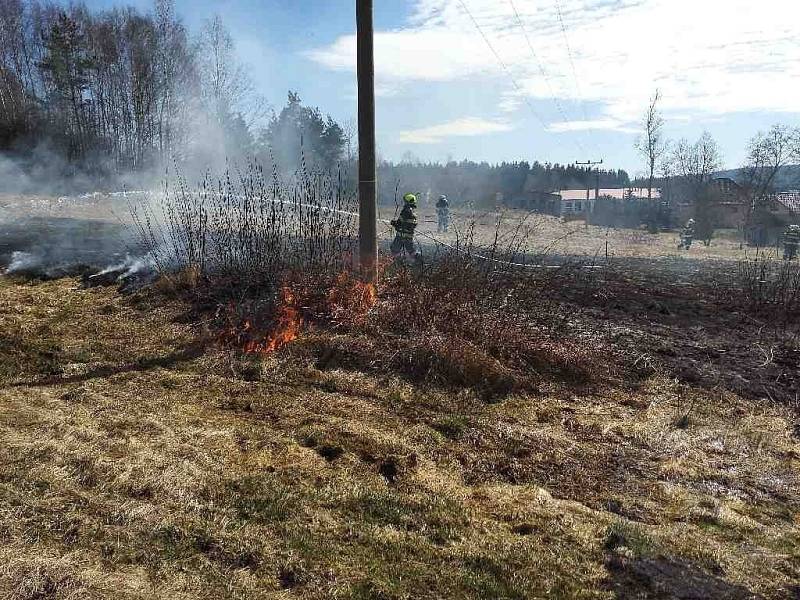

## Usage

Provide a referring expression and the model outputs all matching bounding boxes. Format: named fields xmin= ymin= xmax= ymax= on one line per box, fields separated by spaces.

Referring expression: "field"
xmin=1 ymin=194 xmax=799 ymax=599
xmin=388 ymin=206 xmax=761 ymax=262
xmin=1 ymin=192 xmax=769 ymax=263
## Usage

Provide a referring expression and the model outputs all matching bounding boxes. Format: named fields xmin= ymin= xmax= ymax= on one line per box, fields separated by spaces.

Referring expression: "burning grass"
xmin=121 ymin=162 xmax=610 ymax=398
xmin=0 ymin=276 xmax=798 ymax=599
xmin=202 ymin=249 xmax=610 ymax=401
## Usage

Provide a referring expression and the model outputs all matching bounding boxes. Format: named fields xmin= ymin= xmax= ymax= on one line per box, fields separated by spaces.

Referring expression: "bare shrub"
xmin=132 ymin=160 xmax=609 ymax=396
xmin=301 ymin=240 xmax=608 ymax=397
xmin=130 ymin=158 xmax=358 ymax=297
xmin=730 ymin=258 xmax=800 ymax=315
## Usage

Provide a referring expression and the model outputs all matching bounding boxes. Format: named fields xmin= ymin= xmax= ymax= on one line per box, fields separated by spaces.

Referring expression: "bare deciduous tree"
xmin=195 ymin=15 xmax=265 ymax=130
xmin=741 ymin=125 xmax=800 ymax=244
xmin=635 ymin=89 xmax=668 ymax=200
xmin=671 ymin=131 xmax=722 ymax=243
xmin=342 ymin=117 xmax=357 ymax=163
xmin=672 ymin=131 xmax=721 ymax=186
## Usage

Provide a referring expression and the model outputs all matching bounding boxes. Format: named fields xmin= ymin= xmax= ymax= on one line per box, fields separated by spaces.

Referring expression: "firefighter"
xmin=783 ymin=224 xmax=800 ymax=261
xmin=678 ymin=218 xmax=695 ymax=250
xmin=391 ymin=193 xmax=421 ymax=262
xmin=435 ymin=194 xmax=450 ymax=233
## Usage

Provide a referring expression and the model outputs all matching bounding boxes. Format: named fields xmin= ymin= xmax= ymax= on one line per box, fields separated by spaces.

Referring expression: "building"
xmin=555 ymin=187 xmax=663 ymax=226
xmin=508 ymin=186 xmax=667 ymax=226
xmin=508 ymin=190 xmax=561 ymax=215
xmin=774 ymin=190 xmax=800 ymax=215
xmin=746 ymin=190 xmax=800 ymax=245
xmin=666 ymin=176 xmax=750 ymax=232
xmin=558 ymin=188 xmax=594 ymax=218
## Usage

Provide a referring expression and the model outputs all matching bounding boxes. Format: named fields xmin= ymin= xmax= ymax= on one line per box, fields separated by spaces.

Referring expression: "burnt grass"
xmin=566 ymin=256 xmax=800 ymax=409
xmin=276 ymin=253 xmax=800 ymax=412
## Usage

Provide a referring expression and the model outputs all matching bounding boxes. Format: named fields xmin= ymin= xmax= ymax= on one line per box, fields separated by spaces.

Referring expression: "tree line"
xmin=0 ymin=0 xmax=636 ymax=202
xmin=0 ymin=0 xmax=348 ymax=181
xmin=376 ymin=160 xmax=630 ymax=208
xmin=1 ymin=0 xmax=197 ymax=170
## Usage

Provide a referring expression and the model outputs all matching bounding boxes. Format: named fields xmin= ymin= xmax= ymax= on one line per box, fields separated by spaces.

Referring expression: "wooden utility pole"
xmin=356 ymin=0 xmax=377 ymax=282
xmin=576 ymin=159 xmax=603 ymax=204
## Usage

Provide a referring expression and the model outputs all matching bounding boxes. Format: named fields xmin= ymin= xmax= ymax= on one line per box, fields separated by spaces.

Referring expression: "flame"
xmin=327 ymin=272 xmax=377 ymax=321
xmin=242 ymin=286 xmax=303 ymax=354
xmin=223 ymin=271 xmax=376 ymax=354
xmin=351 ymin=278 xmax=378 ymax=312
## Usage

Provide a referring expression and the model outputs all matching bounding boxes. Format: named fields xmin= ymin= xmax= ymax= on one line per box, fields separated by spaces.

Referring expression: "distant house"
xmin=508 ymin=190 xmax=561 ymax=215
xmin=746 ymin=190 xmax=800 ymax=245
xmin=773 ymin=190 xmax=800 ymax=215
xmin=709 ymin=177 xmax=748 ymax=228
xmin=558 ymin=188 xmax=595 ymax=218
xmin=554 ymin=187 xmax=663 ymax=226
xmin=669 ymin=177 xmax=748 ymax=230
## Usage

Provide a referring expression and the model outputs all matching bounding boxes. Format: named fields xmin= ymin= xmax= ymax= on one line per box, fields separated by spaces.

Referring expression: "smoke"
xmin=0 ymin=117 xmax=347 ymax=289
xmin=89 ymin=254 xmax=156 ymax=281
xmin=5 ymin=251 xmax=40 ymax=274
xmin=92 ymin=254 xmax=154 ymax=279
xmin=0 ymin=207 xmax=141 ymax=281
xmin=0 ymin=117 xmax=263 ymax=285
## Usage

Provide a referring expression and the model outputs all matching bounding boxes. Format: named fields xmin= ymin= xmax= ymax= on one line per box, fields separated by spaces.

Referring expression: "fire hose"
xmin=58 ymin=190 xmax=600 ymax=271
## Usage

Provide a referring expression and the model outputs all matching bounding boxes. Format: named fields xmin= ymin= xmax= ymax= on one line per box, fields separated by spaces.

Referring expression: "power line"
xmin=553 ymin=0 xmax=601 ymax=155
xmin=456 ymin=0 xmax=549 ymax=130
xmin=507 ymin=0 xmax=587 ymax=155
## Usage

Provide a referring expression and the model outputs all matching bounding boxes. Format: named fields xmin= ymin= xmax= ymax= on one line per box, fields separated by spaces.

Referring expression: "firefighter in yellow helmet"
xmin=391 ymin=193 xmax=421 ymax=261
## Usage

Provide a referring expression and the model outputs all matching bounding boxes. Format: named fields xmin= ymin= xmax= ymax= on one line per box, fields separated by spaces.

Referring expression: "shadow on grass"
xmin=606 ymin=555 xmax=761 ymax=600
xmin=10 ymin=342 xmax=207 ymax=388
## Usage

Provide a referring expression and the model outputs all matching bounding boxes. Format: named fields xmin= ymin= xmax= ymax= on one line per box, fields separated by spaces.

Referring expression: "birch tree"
xmin=635 ymin=89 xmax=668 ymax=201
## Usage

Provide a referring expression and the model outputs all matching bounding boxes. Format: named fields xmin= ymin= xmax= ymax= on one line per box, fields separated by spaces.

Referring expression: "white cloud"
xmin=398 ymin=117 xmax=514 ymax=144
xmin=309 ymin=0 xmax=800 ymax=129
xmin=307 ymin=29 xmax=499 ymax=80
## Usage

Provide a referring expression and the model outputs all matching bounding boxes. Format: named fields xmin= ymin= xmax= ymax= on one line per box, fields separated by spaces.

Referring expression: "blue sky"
xmin=82 ymin=0 xmax=800 ymax=173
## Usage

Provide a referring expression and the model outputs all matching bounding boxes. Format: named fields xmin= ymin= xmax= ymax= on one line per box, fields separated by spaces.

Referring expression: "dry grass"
xmin=221 ymin=253 xmax=611 ymax=404
xmin=0 ymin=276 xmax=798 ymax=599
xmin=389 ymin=207 xmax=754 ymax=262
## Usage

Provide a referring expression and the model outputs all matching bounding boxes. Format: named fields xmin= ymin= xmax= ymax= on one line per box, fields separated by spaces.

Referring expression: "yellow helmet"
xmin=403 ymin=193 xmax=418 ymax=207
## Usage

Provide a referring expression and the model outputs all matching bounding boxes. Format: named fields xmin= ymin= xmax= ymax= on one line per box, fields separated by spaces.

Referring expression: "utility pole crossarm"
xmin=575 ymin=159 xmax=604 ymax=201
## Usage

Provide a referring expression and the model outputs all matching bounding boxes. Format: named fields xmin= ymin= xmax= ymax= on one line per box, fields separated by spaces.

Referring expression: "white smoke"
xmin=90 ymin=254 xmax=155 ymax=281
xmin=5 ymin=251 xmax=40 ymax=274
xmin=0 ymin=193 xmax=145 ymax=281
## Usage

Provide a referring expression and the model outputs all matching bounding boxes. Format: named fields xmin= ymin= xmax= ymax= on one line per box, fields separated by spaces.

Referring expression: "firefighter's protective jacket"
xmin=392 ymin=205 xmax=418 ymax=240
xmin=785 ymin=226 xmax=800 ymax=245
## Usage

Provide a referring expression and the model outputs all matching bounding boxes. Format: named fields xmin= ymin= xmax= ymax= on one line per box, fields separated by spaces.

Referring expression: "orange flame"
xmin=327 ymin=272 xmax=377 ymax=321
xmin=224 ymin=271 xmax=377 ymax=354
xmin=242 ymin=286 xmax=303 ymax=354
